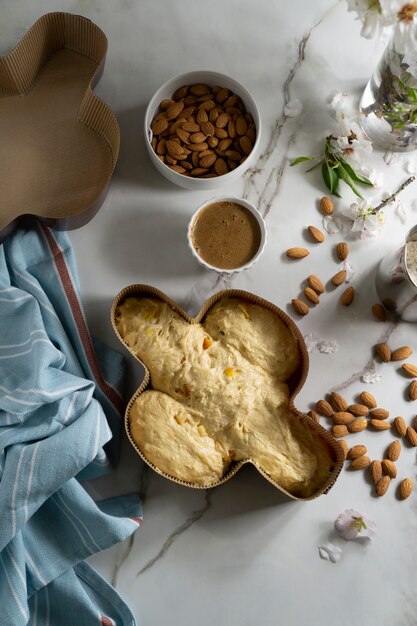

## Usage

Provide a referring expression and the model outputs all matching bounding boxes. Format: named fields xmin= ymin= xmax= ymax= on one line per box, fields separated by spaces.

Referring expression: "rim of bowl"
xmin=187 ymin=196 xmax=267 ymax=274
xmin=144 ymin=70 xmax=261 ymax=185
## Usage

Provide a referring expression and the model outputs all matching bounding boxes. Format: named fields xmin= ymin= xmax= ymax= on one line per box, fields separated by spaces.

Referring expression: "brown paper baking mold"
xmin=111 ymin=285 xmax=345 ymax=500
xmin=0 ymin=12 xmax=120 ymax=241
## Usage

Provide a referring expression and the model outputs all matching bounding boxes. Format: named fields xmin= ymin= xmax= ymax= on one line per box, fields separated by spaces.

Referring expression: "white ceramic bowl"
xmin=144 ymin=71 xmax=261 ymax=190
xmin=187 ymin=196 xmax=267 ymax=273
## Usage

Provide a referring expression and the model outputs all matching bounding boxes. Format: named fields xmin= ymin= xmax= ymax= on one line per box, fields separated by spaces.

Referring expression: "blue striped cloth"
xmin=0 ymin=223 xmax=141 ymax=626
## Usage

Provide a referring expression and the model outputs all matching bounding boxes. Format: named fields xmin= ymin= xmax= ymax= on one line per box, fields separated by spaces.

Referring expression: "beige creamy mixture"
xmin=406 ymin=240 xmax=417 ymax=285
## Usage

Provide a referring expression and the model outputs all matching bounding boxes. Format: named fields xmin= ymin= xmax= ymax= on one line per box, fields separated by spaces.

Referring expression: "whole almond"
xmin=304 ymin=287 xmax=320 ymax=305
xmin=196 ymin=109 xmax=209 ymax=124
xmin=169 ymin=164 xmax=186 ymax=174
xmin=190 ymin=84 xmax=210 ymax=96
xmin=189 ymin=131 xmax=207 ymax=144
xmin=376 ymin=343 xmax=391 ymax=363
xmin=200 ymin=120 xmax=215 ymax=136
xmin=372 ymin=303 xmax=387 ymax=322
xmin=410 ymin=380 xmax=417 ymax=401
xmin=394 ymin=416 xmax=407 ymax=437
xmin=359 ymin=391 xmax=377 ymax=409
xmin=166 ymin=100 xmax=185 ymax=120
xmin=214 ymin=158 xmax=228 ymax=176
xmin=331 ymin=270 xmax=347 ymax=286
xmin=332 ymin=424 xmax=349 ymax=438
xmin=286 ymin=247 xmax=309 ymax=259
xmin=339 ymin=439 xmax=349 ymax=459
xmin=307 ymin=275 xmax=325 ymax=294
xmin=340 ymin=286 xmax=355 ymax=306
xmin=319 ymin=196 xmax=334 ymax=215
xmin=381 ymin=459 xmax=397 ymax=478
xmin=182 ymin=121 xmax=201 ymax=133
xmin=370 ymin=419 xmax=391 ymax=431
xmin=239 ymin=136 xmax=253 ymax=155
xmin=307 ymin=410 xmax=320 ymax=422
xmin=370 ymin=460 xmax=382 ymax=484
xmin=200 ymin=153 xmax=217 ymax=168
xmin=369 ymin=407 xmax=389 ymax=420
xmin=336 ymin=242 xmax=349 ymax=261
xmin=399 ymin=478 xmax=413 ymax=500
xmin=349 ymin=455 xmax=370 ymax=470
xmin=329 ymin=391 xmax=348 ymax=412
xmin=387 ymin=440 xmax=401 ymax=462
xmin=176 ymin=128 xmax=190 ymax=144
xmin=402 ymin=363 xmax=417 ymax=377
xmin=406 ymin=426 xmax=417 ymax=446
xmin=189 ymin=142 xmax=209 ymax=152
xmin=166 ymin=139 xmax=186 ymax=160
xmin=308 ymin=225 xmax=325 ymax=243
xmin=376 ymin=475 xmax=390 ymax=496
xmin=151 ymin=116 xmax=169 ymax=135
xmin=348 ymin=404 xmax=369 ymax=416
xmin=391 ymin=346 xmax=413 ymax=361
xmin=347 ymin=444 xmax=367 ymax=460
xmin=315 ymin=399 xmax=334 ymax=417
xmin=225 ymin=149 xmax=242 ymax=161
xmin=215 ymin=112 xmax=229 ymax=128
xmin=333 ymin=411 xmax=355 ymax=425
xmin=291 ymin=299 xmax=309 ymax=316
xmin=348 ymin=418 xmax=367 ymax=433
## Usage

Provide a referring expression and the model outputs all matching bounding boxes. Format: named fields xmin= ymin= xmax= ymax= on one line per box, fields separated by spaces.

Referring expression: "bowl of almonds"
xmin=144 ymin=71 xmax=261 ymax=189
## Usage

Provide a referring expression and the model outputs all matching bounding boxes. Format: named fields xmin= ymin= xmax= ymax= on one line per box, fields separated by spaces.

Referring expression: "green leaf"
xmin=322 ymin=161 xmax=341 ymax=197
xmin=337 ymin=163 xmax=364 ymax=199
xmin=290 ymin=156 xmax=316 ymax=167
xmin=340 ymin=160 xmax=373 ymax=186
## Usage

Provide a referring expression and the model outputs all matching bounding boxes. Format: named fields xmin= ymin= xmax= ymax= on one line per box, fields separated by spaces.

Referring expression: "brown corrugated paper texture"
xmin=0 ymin=12 xmax=120 ymax=241
xmin=111 ymin=285 xmax=345 ymax=501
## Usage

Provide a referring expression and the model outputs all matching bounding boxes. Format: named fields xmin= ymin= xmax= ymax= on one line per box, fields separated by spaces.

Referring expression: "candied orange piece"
xmin=224 ymin=367 xmax=238 ymax=377
xmin=202 ymin=337 xmax=212 ymax=350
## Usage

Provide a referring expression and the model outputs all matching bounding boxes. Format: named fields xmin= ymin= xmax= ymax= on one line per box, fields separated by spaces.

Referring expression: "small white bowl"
xmin=187 ymin=196 xmax=267 ymax=273
xmin=144 ymin=71 xmax=261 ymax=190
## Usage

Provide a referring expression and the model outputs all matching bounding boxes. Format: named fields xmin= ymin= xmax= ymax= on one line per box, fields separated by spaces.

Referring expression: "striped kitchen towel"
xmin=0 ymin=222 xmax=141 ymax=626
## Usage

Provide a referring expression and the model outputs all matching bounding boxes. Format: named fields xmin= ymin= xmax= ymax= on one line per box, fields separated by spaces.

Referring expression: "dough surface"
xmin=116 ymin=296 xmax=334 ymax=496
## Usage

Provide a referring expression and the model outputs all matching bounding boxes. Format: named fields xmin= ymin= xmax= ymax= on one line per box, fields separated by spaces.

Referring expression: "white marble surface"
xmin=4 ymin=2 xmax=417 ymax=625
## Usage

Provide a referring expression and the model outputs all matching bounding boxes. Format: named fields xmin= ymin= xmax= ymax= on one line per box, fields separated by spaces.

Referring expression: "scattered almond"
xmin=387 ymin=440 xmax=401 ymax=462
xmin=319 ymin=196 xmax=334 ymax=215
xmin=406 ymin=426 xmax=417 ymax=446
xmin=347 ymin=444 xmax=367 ymax=460
xmin=332 ymin=411 xmax=355 ymax=425
xmin=349 ymin=455 xmax=370 ymax=470
xmin=339 ymin=439 xmax=349 ymax=459
xmin=291 ymin=299 xmax=309 ymax=316
xmin=308 ymin=225 xmax=325 ymax=243
xmin=410 ymin=380 xmax=417 ymax=401
xmin=381 ymin=459 xmax=397 ymax=478
xmin=399 ymin=478 xmax=413 ymax=500
xmin=307 ymin=275 xmax=325 ymax=294
xmin=391 ymin=346 xmax=413 ymax=361
xmin=372 ymin=303 xmax=387 ymax=322
xmin=348 ymin=403 xmax=369 ymax=417
xmin=331 ymin=270 xmax=347 ymax=286
xmin=348 ymin=418 xmax=367 ymax=433
xmin=359 ymin=391 xmax=377 ymax=408
xmin=336 ymin=242 xmax=349 ymax=261
xmin=315 ymin=399 xmax=334 ymax=417
xmin=329 ymin=392 xmax=348 ymax=412
xmin=307 ymin=410 xmax=320 ymax=422
xmin=304 ymin=287 xmax=320 ymax=305
xmin=340 ymin=286 xmax=355 ymax=306
xmin=332 ymin=424 xmax=349 ymax=438
xmin=376 ymin=342 xmax=391 ymax=363
xmin=376 ymin=475 xmax=390 ymax=496
xmin=393 ymin=416 xmax=407 ymax=437
xmin=369 ymin=408 xmax=389 ymax=420
xmin=370 ymin=419 xmax=390 ymax=430
xmin=370 ymin=460 xmax=382 ymax=484
xmin=287 ymin=247 xmax=310 ymax=259
xmin=402 ymin=363 xmax=417 ymax=377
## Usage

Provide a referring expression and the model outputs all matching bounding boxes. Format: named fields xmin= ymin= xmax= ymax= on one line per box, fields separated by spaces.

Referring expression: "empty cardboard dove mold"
xmin=0 ymin=12 xmax=120 ymax=241
xmin=112 ymin=285 xmax=344 ymax=500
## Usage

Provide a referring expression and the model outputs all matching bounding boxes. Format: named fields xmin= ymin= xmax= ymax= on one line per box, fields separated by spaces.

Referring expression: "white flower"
xmin=346 ymin=0 xmax=388 ymax=38
xmin=343 ymin=200 xmax=385 ymax=238
xmin=335 ymin=509 xmax=376 ymax=541
xmin=341 ymin=259 xmax=356 ymax=282
xmin=330 ymin=92 xmax=356 ymax=122
xmin=361 ymin=371 xmax=382 ymax=383
xmin=318 ymin=543 xmax=343 ymax=563
xmin=362 ymin=166 xmax=384 ymax=188
xmin=284 ymin=99 xmax=303 ymax=117
xmin=329 ymin=127 xmax=373 ymax=170
xmin=317 ymin=340 xmax=339 ymax=354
